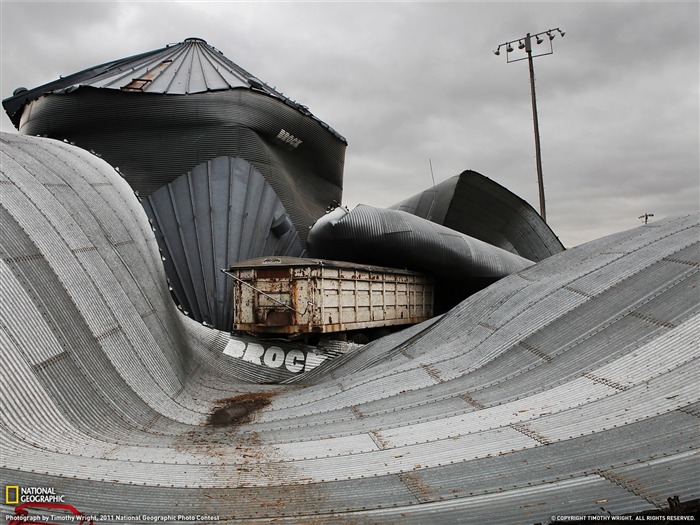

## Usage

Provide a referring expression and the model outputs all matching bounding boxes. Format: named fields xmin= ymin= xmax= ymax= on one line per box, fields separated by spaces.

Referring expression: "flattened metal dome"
xmin=2 ymin=132 xmax=699 ymax=522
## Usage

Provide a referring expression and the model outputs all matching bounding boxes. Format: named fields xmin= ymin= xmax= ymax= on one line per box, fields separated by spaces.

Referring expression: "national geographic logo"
xmin=5 ymin=485 xmax=66 ymax=504
xmin=5 ymin=486 xmax=18 ymax=505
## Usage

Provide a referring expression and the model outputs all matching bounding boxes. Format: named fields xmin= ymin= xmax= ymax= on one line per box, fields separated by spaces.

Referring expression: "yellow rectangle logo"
xmin=5 ymin=485 xmax=19 ymax=505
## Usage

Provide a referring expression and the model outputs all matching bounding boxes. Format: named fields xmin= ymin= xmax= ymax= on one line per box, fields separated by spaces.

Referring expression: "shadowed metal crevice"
xmin=142 ymin=156 xmax=303 ymax=329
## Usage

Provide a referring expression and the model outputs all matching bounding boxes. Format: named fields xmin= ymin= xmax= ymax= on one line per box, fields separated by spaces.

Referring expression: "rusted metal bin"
xmin=223 ymin=257 xmax=433 ymax=337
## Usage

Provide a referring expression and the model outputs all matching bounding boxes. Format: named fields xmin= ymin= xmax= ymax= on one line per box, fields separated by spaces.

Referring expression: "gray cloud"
xmin=2 ymin=1 xmax=698 ymax=247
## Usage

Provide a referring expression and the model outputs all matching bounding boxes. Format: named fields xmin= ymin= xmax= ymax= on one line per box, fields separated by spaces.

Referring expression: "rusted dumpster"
xmin=223 ymin=257 xmax=433 ymax=338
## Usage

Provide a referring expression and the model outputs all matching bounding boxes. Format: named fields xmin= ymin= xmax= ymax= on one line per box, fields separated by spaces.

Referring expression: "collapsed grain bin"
xmin=2 ymin=38 xmax=560 ymax=330
xmin=307 ymin=204 xmax=535 ymax=312
xmin=389 ymin=169 xmax=565 ymax=262
xmin=3 ymin=38 xmax=347 ymax=329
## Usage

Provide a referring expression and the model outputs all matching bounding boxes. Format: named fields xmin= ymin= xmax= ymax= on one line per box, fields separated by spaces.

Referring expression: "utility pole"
xmin=494 ymin=28 xmax=565 ymax=223
xmin=639 ymin=213 xmax=654 ymax=225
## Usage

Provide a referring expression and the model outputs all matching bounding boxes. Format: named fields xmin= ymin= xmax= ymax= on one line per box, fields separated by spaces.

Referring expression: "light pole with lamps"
xmin=494 ymin=28 xmax=565 ymax=223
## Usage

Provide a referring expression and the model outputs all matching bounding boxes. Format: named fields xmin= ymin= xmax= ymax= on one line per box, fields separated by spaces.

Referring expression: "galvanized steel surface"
xmin=2 ymin=38 xmax=345 ymax=142
xmin=1 ymin=132 xmax=699 ymax=524
xmin=390 ymin=170 xmax=565 ymax=260
xmin=6 ymin=38 xmax=347 ymax=245
xmin=307 ymin=205 xmax=535 ymax=311
xmin=6 ymin=39 xmax=347 ymax=332
xmin=142 ymin=156 xmax=303 ymax=329
xmin=307 ymin=205 xmax=534 ymax=278
xmin=16 ymin=87 xmax=346 ymax=216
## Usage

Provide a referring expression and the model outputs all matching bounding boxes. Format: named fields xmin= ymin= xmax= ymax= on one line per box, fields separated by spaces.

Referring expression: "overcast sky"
xmin=1 ymin=1 xmax=698 ymax=247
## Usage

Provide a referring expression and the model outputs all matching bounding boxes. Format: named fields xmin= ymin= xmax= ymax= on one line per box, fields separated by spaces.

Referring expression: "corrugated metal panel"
xmin=0 ymin=134 xmax=197 ymax=425
xmin=213 ymin=334 xmax=352 ymax=383
xmin=291 ymin=316 xmax=442 ymax=383
xmin=606 ymin=451 xmax=700 ymax=505
xmin=18 ymin=88 xmax=346 ymax=250
xmin=307 ymin=204 xmax=534 ymax=312
xmin=382 ymin=411 xmax=696 ymax=502
xmin=143 ymin=156 xmax=303 ymax=329
xmin=1 ymin=133 xmax=698 ymax=522
xmin=390 ymin=170 xmax=565 ymax=260
xmin=525 ymin=358 xmax=698 ymax=442
xmin=0 ymin=330 xmax=81 ymax=446
xmin=6 ymin=39 xmax=347 ymax=284
xmin=591 ymin=317 xmax=699 ymax=388
xmin=345 ymin=477 xmax=656 ymax=525
xmin=3 ymin=38 xmax=346 ymax=143
xmin=373 ymin=378 xmax=613 ymax=448
xmin=87 ymin=38 xmax=252 ymax=94
xmin=308 ymin=205 xmax=534 ymax=278
xmin=0 ymin=246 xmax=66 ymax=365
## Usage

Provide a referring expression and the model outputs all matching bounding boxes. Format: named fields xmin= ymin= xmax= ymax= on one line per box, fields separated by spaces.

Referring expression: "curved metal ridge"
xmin=307 ymin=204 xmax=534 ymax=279
xmin=307 ymin=204 xmax=535 ymax=311
xmin=390 ymin=170 xmax=565 ymax=260
xmin=1 ymin=132 xmax=698 ymax=523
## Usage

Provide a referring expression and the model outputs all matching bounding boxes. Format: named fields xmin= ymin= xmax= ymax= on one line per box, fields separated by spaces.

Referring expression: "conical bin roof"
xmin=79 ymin=37 xmax=275 ymax=95
xmin=3 ymin=37 xmax=344 ymax=141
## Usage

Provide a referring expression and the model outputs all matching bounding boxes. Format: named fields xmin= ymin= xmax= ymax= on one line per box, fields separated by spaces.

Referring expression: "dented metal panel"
xmin=142 ymin=156 xmax=303 ymax=329
xmin=3 ymin=38 xmax=347 ymax=253
xmin=3 ymin=38 xmax=347 ymax=333
xmin=3 ymin=118 xmax=700 ymax=524
xmin=308 ymin=205 xmax=534 ymax=312
xmin=390 ymin=170 xmax=565 ymax=260
xmin=227 ymin=257 xmax=434 ymax=336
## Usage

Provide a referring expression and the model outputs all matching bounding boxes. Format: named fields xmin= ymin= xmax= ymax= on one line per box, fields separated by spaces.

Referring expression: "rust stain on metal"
xmin=227 ymin=257 xmax=433 ymax=338
xmin=350 ymin=405 xmax=364 ymax=420
xmin=399 ymin=472 xmax=435 ymax=502
xmin=257 ymin=266 xmax=291 ymax=279
xmin=509 ymin=423 xmax=552 ymax=445
xmin=421 ymin=363 xmax=443 ymax=383
xmin=264 ymin=309 xmax=294 ymax=326
xmin=369 ymin=430 xmax=389 ymax=450
xmin=207 ymin=391 xmax=277 ymax=426
xmin=597 ymin=469 xmax=665 ymax=508
xmin=461 ymin=393 xmax=486 ymax=409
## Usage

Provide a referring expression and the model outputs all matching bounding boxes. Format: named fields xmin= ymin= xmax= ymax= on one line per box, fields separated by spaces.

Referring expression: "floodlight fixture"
xmin=518 ymin=40 xmax=526 ymax=50
xmin=536 ymin=35 xmax=544 ymax=45
xmin=547 ymin=31 xmax=555 ymax=41
xmin=507 ymin=44 xmax=514 ymax=53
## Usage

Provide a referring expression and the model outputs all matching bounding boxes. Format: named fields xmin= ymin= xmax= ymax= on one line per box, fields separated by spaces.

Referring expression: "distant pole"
xmin=525 ymin=34 xmax=546 ymax=222
xmin=639 ymin=213 xmax=654 ymax=225
xmin=494 ymin=28 xmax=565 ymax=223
